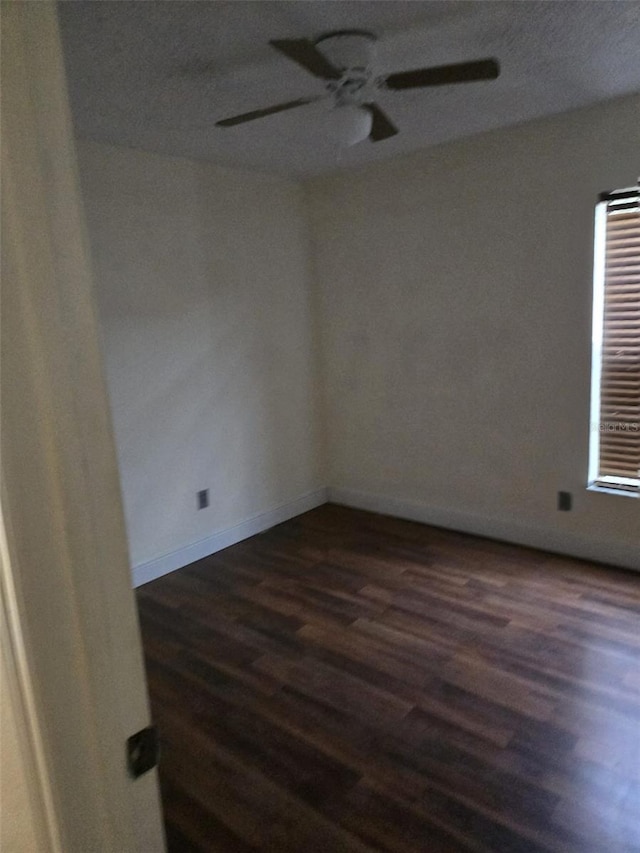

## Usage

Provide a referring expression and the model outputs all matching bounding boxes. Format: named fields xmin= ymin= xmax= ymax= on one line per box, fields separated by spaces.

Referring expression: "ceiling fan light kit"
xmin=215 ymin=30 xmax=500 ymax=148
xmin=326 ymin=104 xmax=373 ymax=147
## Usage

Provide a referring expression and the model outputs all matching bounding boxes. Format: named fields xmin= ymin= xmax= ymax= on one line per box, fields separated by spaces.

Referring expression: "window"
xmin=589 ymin=184 xmax=640 ymax=495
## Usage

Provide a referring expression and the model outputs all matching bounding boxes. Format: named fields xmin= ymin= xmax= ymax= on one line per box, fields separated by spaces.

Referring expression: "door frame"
xmin=1 ymin=3 xmax=165 ymax=849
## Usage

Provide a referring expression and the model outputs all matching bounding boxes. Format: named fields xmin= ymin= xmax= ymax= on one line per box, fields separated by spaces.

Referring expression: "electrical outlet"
xmin=558 ymin=491 xmax=572 ymax=511
xmin=197 ymin=489 xmax=209 ymax=510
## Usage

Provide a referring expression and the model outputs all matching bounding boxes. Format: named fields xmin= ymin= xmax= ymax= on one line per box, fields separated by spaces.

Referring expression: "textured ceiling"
xmin=58 ymin=1 xmax=640 ymax=177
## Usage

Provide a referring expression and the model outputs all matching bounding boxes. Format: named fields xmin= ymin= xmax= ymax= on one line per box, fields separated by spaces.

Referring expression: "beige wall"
xmin=78 ymin=96 xmax=638 ymax=577
xmin=78 ymin=142 xmax=322 ymax=570
xmin=307 ymin=94 xmax=640 ymax=569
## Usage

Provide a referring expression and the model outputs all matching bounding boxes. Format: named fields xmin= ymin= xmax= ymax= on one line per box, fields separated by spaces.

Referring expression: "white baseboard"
xmin=328 ymin=487 xmax=640 ymax=573
xmin=132 ymin=488 xmax=328 ymax=587
xmin=132 ymin=484 xmax=638 ymax=587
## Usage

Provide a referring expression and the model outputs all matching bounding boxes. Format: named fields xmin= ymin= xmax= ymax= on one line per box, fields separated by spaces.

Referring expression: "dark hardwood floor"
xmin=136 ymin=504 xmax=640 ymax=853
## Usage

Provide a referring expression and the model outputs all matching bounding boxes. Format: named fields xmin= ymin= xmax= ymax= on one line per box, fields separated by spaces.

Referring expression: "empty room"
xmin=2 ymin=1 xmax=639 ymax=852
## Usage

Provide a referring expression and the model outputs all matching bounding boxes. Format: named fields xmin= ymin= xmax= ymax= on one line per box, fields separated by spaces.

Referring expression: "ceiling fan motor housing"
xmin=315 ymin=31 xmax=377 ymax=105
xmin=315 ymin=30 xmax=376 ymax=73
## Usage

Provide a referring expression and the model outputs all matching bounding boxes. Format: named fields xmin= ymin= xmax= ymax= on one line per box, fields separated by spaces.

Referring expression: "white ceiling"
xmin=58 ymin=0 xmax=640 ymax=177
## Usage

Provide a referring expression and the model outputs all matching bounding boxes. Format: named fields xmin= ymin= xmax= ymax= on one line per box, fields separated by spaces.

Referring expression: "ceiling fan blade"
xmin=270 ymin=39 xmax=342 ymax=80
xmin=216 ymin=96 xmax=321 ymax=128
xmin=363 ymin=103 xmax=399 ymax=142
xmin=384 ymin=58 xmax=499 ymax=90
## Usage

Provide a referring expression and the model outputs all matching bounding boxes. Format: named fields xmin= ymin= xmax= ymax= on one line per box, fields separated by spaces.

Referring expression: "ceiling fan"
xmin=215 ymin=31 xmax=500 ymax=146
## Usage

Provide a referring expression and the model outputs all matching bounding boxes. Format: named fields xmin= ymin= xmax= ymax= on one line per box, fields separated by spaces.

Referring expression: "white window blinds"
xmin=590 ymin=185 xmax=640 ymax=494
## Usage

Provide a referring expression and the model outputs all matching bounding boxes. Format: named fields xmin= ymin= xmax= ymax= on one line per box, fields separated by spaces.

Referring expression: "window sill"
xmin=587 ymin=485 xmax=639 ymax=499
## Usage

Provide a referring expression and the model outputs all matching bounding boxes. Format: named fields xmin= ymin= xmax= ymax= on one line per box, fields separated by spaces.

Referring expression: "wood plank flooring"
xmin=136 ymin=504 xmax=640 ymax=853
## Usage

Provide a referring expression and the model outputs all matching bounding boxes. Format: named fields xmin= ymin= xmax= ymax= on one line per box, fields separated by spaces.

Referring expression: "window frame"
xmin=588 ymin=188 xmax=639 ymax=498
